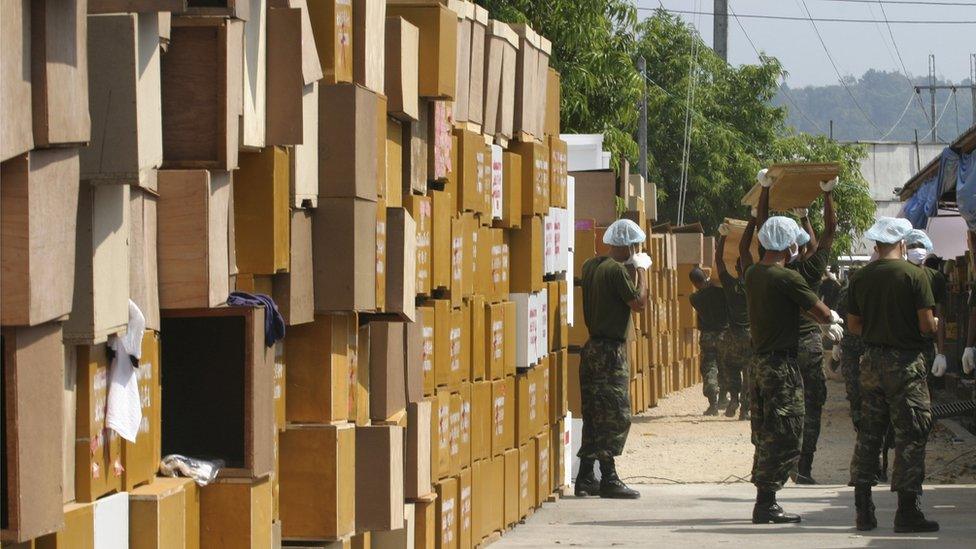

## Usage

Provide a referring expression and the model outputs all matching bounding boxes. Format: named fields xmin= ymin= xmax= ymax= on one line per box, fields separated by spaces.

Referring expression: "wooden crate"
xmin=234 ymin=146 xmax=291 ymax=275
xmin=1 ymin=0 xmax=34 ymax=161
xmin=385 ymin=15 xmax=420 ymax=121
xmin=161 ymin=16 xmax=243 ymax=170
xmin=741 ymin=162 xmax=840 ymax=209
xmin=307 ymin=0 xmax=354 ymax=85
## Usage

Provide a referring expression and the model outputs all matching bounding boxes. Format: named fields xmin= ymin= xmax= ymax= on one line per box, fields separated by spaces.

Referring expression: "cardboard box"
xmin=372 ymin=502 xmax=415 ymax=549
xmin=273 ymin=342 xmax=287 ymax=432
xmin=424 ymin=300 xmax=450 ymax=388
xmin=450 ymin=2 xmax=472 ymax=124
xmin=535 ymin=433 xmax=551 ymax=506
xmin=511 ymin=293 xmax=541 ymax=369
xmin=234 ymin=147 xmax=290 ymax=274
xmin=1 ymin=323 xmax=65 ymax=542
xmin=459 ymin=385 xmax=472 ymax=468
xmin=490 ymin=377 xmax=515 ymax=456
xmin=386 ymin=3 xmax=457 ymax=99
xmin=0 ymin=0 xmax=33 ymax=162
xmin=273 ymin=208 xmax=315 ymax=326
xmin=467 ymin=5 xmax=488 ymax=127
xmin=285 ymin=314 xmax=352 ymax=423
xmin=376 ymin=198 xmax=388 ymax=312
xmin=511 ymin=141 xmax=550 ymax=216
xmin=545 ymin=68 xmax=561 ymax=137
xmin=741 ymin=162 xmax=840 ymax=209
xmin=404 ymin=315 xmax=425 ymax=402
xmin=429 ymin=100 xmax=453 ymax=182
xmin=449 ymin=393 xmax=462 ymax=476
xmin=200 ymin=478 xmax=272 ymax=549
xmin=434 ymin=477 xmax=458 ymax=549
xmin=414 ymin=498 xmax=435 ymax=549
xmin=157 ymin=170 xmax=230 ymax=309
xmin=308 ymin=0 xmax=354 ymax=84
xmin=403 ymin=105 xmax=428 ymax=194
xmin=516 ymin=369 xmax=539 ymax=445
xmin=385 ymin=16 xmax=420 ymax=121
xmin=267 ymin=6 xmax=310 ymax=145
xmin=368 ymin=321 xmax=407 ymax=421
xmin=279 ymin=423 xmax=355 ymax=540
xmin=386 ymin=119 xmax=405 ymax=207
xmin=566 ymin=352 xmax=581 ymax=416
xmin=571 ymin=170 xmax=618 ymax=226
xmin=129 ymin=188 xmax=160 ymax=331
xmin=0 ymin=150 xmax=80 ymax=327
xmin=82 ymin=12 xmax=162 ymax=186
xmin=458 ymin=468 xmax=472 ymax=549
xmin=356 ymin=425 xmax=405 ymax=532
xmin=430 ymin=189 xmax=453 ymax=289
xmin=128 ymin=477 xmax=194 ymax=549
xmin=417 ymin=303 xmax=437 ymax=395
xmin=386 ymin=208 xmax=417 ymax=321
xmin=493 ymin=20 xmax=518 ymax=140
xmin=33 ymin=501 xmax=95 ymax=549
xmin=313 ymin=197 xmax=378 ymax=312
xmin=503 ymin=448 xmax=519 ymax=527
xmin=468 ymin=295 xmax=486 ymax=380
xmin=121 ymin=331 xmax=161 ymax=492
xmin=291 ymin=81 xmax=320 ymax=208
xmin=239 ymin=0 xmax=267 ymax=150
xmin=455 ymin=128 xmax=488 ymax=214
xmin=470 ymin=381 xmax=491 ymax=462
xmin=405 ymin=194 xmax=432 ymax=295
xmin=548 ymin=137 xmax=568 ymax=208
xmin=433 ymin=389 xmax=451 ymax=480
xmin=74 ymin=342 xmax=123 ymax=504
xmin=511 ymin=24 xmax=538 ymax=139
xmin=354 ymin=324 xmax=371 ymax=425
xmin=476 ymin=227 xmax=493 ymax=298
xmin=509 ymin=216 xmax=543 ymax=293
xmin=497 ymin=151 xmax=522 ymax=229
xmin=406 ymin=400 xmax=433 ymax=499
xmin=484 ymin=456 xmax=505 ymax=535
xmin=161 ymin=17 xmax=242 ymax=170
xmin=352 ymin=0 xmax=385 ymax=93
xmin=92 ymin=491 xmax=129 ymax=549
xmin=485 ymin=303 xmax=505 ymax=380
xmin=492 ymin=232 xmax=511 ymax=301
xmin=502 ymin=301 xmax=517 ymax=377
xmin=674 ymin=233 xmax=703 ymax=265
xmin=518 ymin=441 xmax=537 ymax=519
xmin=64 ymin=181 xmax=130 ymax=344
xmin=449 ymin=308 xmax=464 ymax=387
xmin=160 ymin=307 xmax=274 ymax=478
xmin=319 ymin=82 xmax=380 ymax=199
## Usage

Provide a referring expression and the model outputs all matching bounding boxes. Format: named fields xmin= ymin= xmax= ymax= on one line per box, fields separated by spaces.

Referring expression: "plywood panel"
xmin=292 ymin=82 xmax=319 ymax=208
xmin=386 ymin=3 xmax=457 ymax=99
xmin=1 ymin=0 xmax=34 ymax=161
xmin=273 ymin=208 xmax=315 ymax=326
xmin=384 ymin=16 xmax=419 ymax=121
xmin=467 ymin=6 xmax=487 ymax=126
xmin=157 ymin=170 xmax=230 ymax=308
xmin=307 ymin=0 xmax=353 ymax=84
xmin=82 ymin=13 xmax=163 ymax=188
xmin=353 ymin=0 xmax=385 ymax=94
xmin=88 ymin=0 xmax=186 ymax=13
xmin=129 ymin=187 xmax=161 ymax=331
xmin=30 ymin=0 xmax=90 ymax=147
xmin=64 ymin=182 xmax=130 ymax=344
xmin=266 ymin=6 xmax=304 ymax=145
xmin=161 ymin=17 xmax=242 ymax=170
xmin=241 ymin=0 xmax=267 ymax=149
xmin=740 ymin=163 xmax=840 ymax=209
xmin=234 ymin=147 xmax=290 ymax=274
xmin=1 ymin=150 xmax=80 ymax=327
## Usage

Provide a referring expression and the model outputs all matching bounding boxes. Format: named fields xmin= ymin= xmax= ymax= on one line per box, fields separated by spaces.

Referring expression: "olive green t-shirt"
xmin=847 ymin=259 xmax=935 ymax=350
xmin=745 ymin=263 xmax=821 ymax=354
xmin=581 ymin=256 xmax=640 ymax=342
xmin=719 ymin=270 xmax=750 ymax=330
xmin=788 ymin=248 xmax=829 ymax=335
xmin=689 ymin=285 xmax=729 ymax=332
xmin=920 ymin=265 xmax=946 ymax=305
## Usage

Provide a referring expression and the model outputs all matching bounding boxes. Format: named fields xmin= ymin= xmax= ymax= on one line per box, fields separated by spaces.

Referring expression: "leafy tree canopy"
xmin=476 ymin=3 xmax=876 ymax=258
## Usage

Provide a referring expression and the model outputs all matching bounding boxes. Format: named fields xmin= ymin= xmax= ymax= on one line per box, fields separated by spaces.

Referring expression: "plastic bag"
xmin=159 ymin=454 xmax=225 ymax=486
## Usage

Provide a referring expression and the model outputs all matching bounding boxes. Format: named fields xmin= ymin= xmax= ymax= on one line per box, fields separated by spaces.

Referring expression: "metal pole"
xmin=829 ymin=120 xmax=833 ymax=140
xmin=929 ymin=54 xmax=937 ymax=142
xmin=971 ymin=53 xmax=975 ymax=126
xmin=713 ymin=0 xmax=728 ymax=62
xmin=638 ymin=57 xmax=648 ymax=184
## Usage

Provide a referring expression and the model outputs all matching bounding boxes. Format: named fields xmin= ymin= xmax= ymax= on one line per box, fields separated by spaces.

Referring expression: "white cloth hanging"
xmin=106 ymin=300 xmax=146 ymax=443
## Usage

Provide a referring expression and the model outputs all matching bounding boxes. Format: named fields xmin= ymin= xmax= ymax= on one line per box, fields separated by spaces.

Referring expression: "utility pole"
xmin=929 ymin=55 xmax=937 ymax=142
xmin=971 ymin=53 xmax=975 ymax=126
xmin=713 ymin=0 xmax=728 ymax=62
xmin=637 ymin=57 xmax=648 ymax=183
xmin=914 ymin=54 xmax=976 ymax=142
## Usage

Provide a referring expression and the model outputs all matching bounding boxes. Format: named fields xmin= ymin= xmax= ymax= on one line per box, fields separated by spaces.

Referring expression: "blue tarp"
xmin=900 ymin=147 xmax=963 ymax=229
xmin=957 ymin=150 xmax=976 ymax=230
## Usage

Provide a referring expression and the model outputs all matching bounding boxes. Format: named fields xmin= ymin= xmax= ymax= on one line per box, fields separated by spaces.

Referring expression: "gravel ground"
xmin=616 ymin=374 xmax=976 ymax=486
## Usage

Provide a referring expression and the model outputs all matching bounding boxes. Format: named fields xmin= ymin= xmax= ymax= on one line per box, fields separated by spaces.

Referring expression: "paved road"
xmin=493 ymin=483 xmax=976 ymax=548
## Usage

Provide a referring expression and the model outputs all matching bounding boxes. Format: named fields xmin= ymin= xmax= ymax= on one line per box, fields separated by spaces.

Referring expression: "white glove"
xmin=792 ymin=208 xmax=808 ymax=218
xmin=718 ymin=223 xmax=730 ymax=237
xmin=831 ymin=345 xmax=842 ymax=362
xmin=820 ymin=177 xmax=838 ymax=192
xmin=629 ymin=252 xmax=652 ymax=270
xmin=824 ymin=323 xmax=844 ymax=342
xmin=757 ymin=168 xmax=773 ymax=188
xmin=931 ymin=354 xmax=947 ymax=377
xmin=962 ymin=347 xmax=975 ymax=375
xmin=828 ymin=309 xmax=844 ymax=326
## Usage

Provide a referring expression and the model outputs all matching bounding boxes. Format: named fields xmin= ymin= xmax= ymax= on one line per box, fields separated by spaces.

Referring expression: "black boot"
xmin=703 ymin=395 xmax=720 ymax=416
xmin=598 ymin=458 xmax=640 ymax=499
xmin=854 ymin=484 xmax=877 ymax=531
xmin=739 ymin=406 xmax=750 ymax=421
xmin=794 ymin=453 xmax=817 ymax=485
xmin=752 ymin=489 xmax=801 ymax=524
xmin=894 ymin=491 xmax=939 ymax=533
xmin=725 ymin=396 xmax=740 ymax=418
xmin=574 ymin=458 xmax=600 ymax=497
xmin=718 ymin=392 xmax=730 ymax=407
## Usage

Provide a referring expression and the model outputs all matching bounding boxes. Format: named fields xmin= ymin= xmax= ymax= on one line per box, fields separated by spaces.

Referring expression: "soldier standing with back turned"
xmin=846 ymin=217 xmax=940 ymax=533
xmin=573 ymin=219 xmax=650 ymax=500
xmin=688 ymin=267 xmax=730 ymax=416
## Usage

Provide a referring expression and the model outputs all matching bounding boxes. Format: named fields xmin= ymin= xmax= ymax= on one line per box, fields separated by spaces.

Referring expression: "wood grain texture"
xmin=234 ymin=146 xmax=290 ymax=274
xmin=740 ymin=162 xmax=840 ymax=209
xmin=1 ymin=0 xmax=34 ymax=161
xmin=30 ymin=0 xmax=91 ymax=147
xmin=353 ymin=0 xmax=386 ymax=94
xmin=200 ymin=478 xmax=273 ymax=549
xmin=1 ymin=150 xmax=80 ymax=327
xmin=384 ymin=16 xmax=419 ymax=121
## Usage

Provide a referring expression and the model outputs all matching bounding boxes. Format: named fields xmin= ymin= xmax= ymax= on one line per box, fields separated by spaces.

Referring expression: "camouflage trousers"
xmin=699 ymin=330 xmax=724 ymax=400
xmin=850 ymin=346 xmax=932 ymax=493
xmin=721 ymin=327 xmax=751 ymax=403
xmin=750 ymin=350 xmax=805 ymax=492
xmin=798 ymin=330 xmax=826 ymax=456
xmin=840 ymin=333 xmax=866 ymax=430
xmin=577 ymin=338 xmax=632 ymax=460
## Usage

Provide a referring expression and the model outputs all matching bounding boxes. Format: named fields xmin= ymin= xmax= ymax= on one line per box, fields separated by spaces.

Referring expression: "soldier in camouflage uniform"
xmin=688 ymin=267 xmax=730 ymax=415
xmin=757 ymin=173 xmax=839 ymax=485
xmin=574 ymin=219 xmax=649 ymax=500
xmin=715 ymin=226 xmax=753 ymax=419
xmin=846 ymin=217 xmax=939 ymax=533
xmin=740 ymin=214 xmax=838 ymax=524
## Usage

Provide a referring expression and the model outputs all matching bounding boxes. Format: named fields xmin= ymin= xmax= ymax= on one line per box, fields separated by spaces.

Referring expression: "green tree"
xmin=475 ymin=0 xmax=642 ymax=169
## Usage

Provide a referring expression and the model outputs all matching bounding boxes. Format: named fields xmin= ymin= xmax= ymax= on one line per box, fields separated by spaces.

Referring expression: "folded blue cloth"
xmin=227 ymin=292 xmax=285 ymax=347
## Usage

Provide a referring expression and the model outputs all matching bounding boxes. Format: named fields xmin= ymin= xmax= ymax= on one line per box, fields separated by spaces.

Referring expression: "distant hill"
xmin=773 ymin=69 xmax=974 ymax=143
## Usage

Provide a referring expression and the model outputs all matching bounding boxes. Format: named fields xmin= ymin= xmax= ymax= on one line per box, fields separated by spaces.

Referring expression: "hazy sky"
xmin=642 ymin=0 xmax=976 ymax=88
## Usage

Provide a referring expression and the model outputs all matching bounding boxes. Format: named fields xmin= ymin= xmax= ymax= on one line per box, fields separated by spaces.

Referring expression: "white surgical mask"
xmin=907 ymin=248 xmax=928 ymax=265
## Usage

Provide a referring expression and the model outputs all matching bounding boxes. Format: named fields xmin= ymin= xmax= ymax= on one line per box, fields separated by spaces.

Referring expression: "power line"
xmin=819 ymin=0 xmax=976 ymax=6
xmin=874 ymin=0 xmax=935 ymax=126
xmin=639 ymin=7 xmax=976 ymax=23
xmin=795 ymin=0 xmax=884 ymax=135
